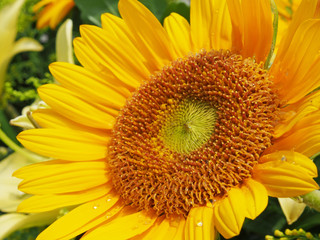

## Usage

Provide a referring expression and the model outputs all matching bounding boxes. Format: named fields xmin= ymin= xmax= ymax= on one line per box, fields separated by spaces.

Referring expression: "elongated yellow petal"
xmin=82 ymin=209 xmax=158 ymax=240
xmin=16 ymin=161 xmax=110 ymax=194
xmin=242 ymin=178 xmax=268 ymax=220
xmin=80 ymin=25 xmax=149 ymax=86
xmin=185 ymin=206 xmax=216 ymax=240
xmin=14 ymin=159 xmax=107 ymax=179
xmin=275 ymin=90 xmax=320 ymax=137
xmin=259 ymin=151 xmax=318 ymax=178
xmin=190 ymin=0 xmax=232 ymax=51
xmin=118 ymin=0 xmax=175 ymax=69
xmin=268 ymin=126 xmax=320 ymax=158
xmin=164 ymin=13 xmax=192 ymax=57
xmin=276 ymin=0 xmax=320 ymax=61
xmin=17 ymin=183 xmax=113 ymax=212
xmin=227 ymin=0 xmax=272 ymax=62
xmin=49 ymin=62 xmax=128 ymax=110
xmin=38 ymin=84 xmax=115 ymax=129
xmin=254 ymin=161 xmax=319 ymax=198
xmin=36 ymin=194 xmax=121 ymax=240
xmin=17 ymin=128 xmax=109 ymax=161
xmin=271 ymin=19 xmax=320 ymax=103
xmin=213 ymin=188 xmax=246 ymax=239
xmin=73 ymin=37 xmax=102 ymax=72
xmin=132 ymin=216 xmax=185 ymax=240
xmin=32 ymin=109 xmax=110 ymax=136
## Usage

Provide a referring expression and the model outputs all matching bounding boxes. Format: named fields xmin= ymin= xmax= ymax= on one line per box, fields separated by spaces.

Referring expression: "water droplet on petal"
xmin=196 ymin=221 xmax=203 ymax=227
xmin=281 ymin=155 xmax=286 ymax=162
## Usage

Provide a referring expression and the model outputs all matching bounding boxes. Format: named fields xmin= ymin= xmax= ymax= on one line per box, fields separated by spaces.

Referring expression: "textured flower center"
xmin=161 ymin=100 xmax=217 ymax=154
xmin=109 ymin=50 xmax=280 ymax=216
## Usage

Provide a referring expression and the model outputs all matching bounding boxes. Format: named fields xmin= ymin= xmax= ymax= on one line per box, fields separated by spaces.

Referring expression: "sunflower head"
xmin=109 ymin=49 xmax=281 ymax=216
xmin=14 ymin=0 xmax=320 ymax=239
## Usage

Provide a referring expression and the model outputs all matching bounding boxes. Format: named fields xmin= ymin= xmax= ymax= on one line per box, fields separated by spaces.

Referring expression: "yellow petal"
xmin=259 ymin=151 xmax=318 ymax=178
xmin=17 ymin=183 xmax=113 ymax=212
xmin=36 ymin=194 xmax=121 ymax=240
xmin=213 ymin=187 xmax=246 ymax=239
xmin=14 ymin=159 xmax=107 ymax=179
xmin=48 ymin=0 xmax=74 ymax=30
xmin=38 ymin=84 xmax=115 ymax=129
xmin=190 ymin=0 xmax=232 ymax=51
xmin=34 ymin=0 xmax=74 ymax=29
xmin=17 ymin=128 xmax=109 ymax=161
xmin=275 ymin=90 xmax=320 ymax=137
xmin=80 ymin=25 xmax=149 ymax=87
xmin=185 ymin=205 xmax=216 ymax=240
xmin=73 ymin=37 xmax=102 ymax=72
xmin=254 ymin=161 xmax=319 ymax=198
xmin=278 ymin=198 xmax=306 ymax=225
xmin=164 ymin=13 xmax=192 ymax=57
xmin=268 ymin=126 xmax=320 ymax=158
xmin=82 ymin=209 xmax=158 ymax=240
xmin=242 ymin=178 xmax=268 ymax=220
xmin=227 ymin=0 xmax=273 ymax=62
xmin=271 ymin=19 xmax=320 ymax=103
xmin=16 ymin=161 xmax=109 ymax=194
xmin=132 ymin=215 xmax=185 ymax=240
xmin=32 ymin=109 xmax=110 ymax=136
xmin=49 ymin=62 xmax=128 ymax=110
xmin=118 ymin=0 xmax=175 ymax=70
xmin=290 ymin=112 xmax=320 ymax=135
xmin=276 ymin=0 xmax=320 ymax=62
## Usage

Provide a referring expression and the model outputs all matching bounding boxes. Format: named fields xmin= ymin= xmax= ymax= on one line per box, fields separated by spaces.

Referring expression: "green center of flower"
xmin=161 ymin=100 xmax=217 ymax=154
xmin=109 ymin=49 xmax=281 ymax=217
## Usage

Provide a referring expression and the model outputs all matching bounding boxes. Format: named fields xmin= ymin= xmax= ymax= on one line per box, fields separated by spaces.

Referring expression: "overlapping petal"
xmin=17 ymin=128 xmax=109 ymax=161
xmin=254 ymin=152 xmax=318 ymax=197
xmin=213 ymin=188 xmax=246 ymax=238
xmin=185 ymin=206 xmax=216 ymax=240
xmin=35 ymin=194 xmax=121 ymax=240
xmin=190 ymin=0 xmax=232 ymax=51
xmin=82 ymin=208 xmax=158 ymax=240
xmin=242 ymin=179 xmax=268 ymax=220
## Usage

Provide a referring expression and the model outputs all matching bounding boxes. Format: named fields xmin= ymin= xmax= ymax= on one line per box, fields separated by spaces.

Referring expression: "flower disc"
xmin=109 ymin=50 xmax=281 ymax=216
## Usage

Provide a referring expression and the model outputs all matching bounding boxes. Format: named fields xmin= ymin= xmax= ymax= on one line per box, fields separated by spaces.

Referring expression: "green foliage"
xmin=4 ymin=226 xmax=48 ymax=240
xmin=3 ymin=0 xmax=56 ymax=110
xmin=74 ymin=0 xmax=190 ymax=26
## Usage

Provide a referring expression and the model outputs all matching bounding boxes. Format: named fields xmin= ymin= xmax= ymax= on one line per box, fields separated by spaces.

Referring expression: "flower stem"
xmin=301 ymin=190 xmax=320 ymax=212
xmin=264 ymin=0 xmax=278 ymax=69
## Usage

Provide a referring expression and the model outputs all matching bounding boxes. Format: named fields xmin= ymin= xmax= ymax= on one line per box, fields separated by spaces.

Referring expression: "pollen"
xmin=109 ymin=50 xmax=281 ymax=217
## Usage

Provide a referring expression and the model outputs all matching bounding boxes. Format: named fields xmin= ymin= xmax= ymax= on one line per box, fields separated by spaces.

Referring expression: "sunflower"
xmin=15 ymin=0 xmax=320 ymax=239
xmin=33 ymin=0 xmax=75 ymax=29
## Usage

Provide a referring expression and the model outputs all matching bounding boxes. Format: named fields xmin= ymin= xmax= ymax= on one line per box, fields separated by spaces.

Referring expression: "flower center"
xmin=109 ymin=50 xmax=280 ymax=216
xmin=161 ymin=100 xmax=217 ymax=154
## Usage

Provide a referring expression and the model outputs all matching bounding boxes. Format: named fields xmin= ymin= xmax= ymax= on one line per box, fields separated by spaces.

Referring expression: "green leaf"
xmin=162 ymin=2 xmax=190 ymax=23
xmin=139 ymin=0 xmax=167 ymax=22
xmin=74 ymin=0 xmax=119 ymax=26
